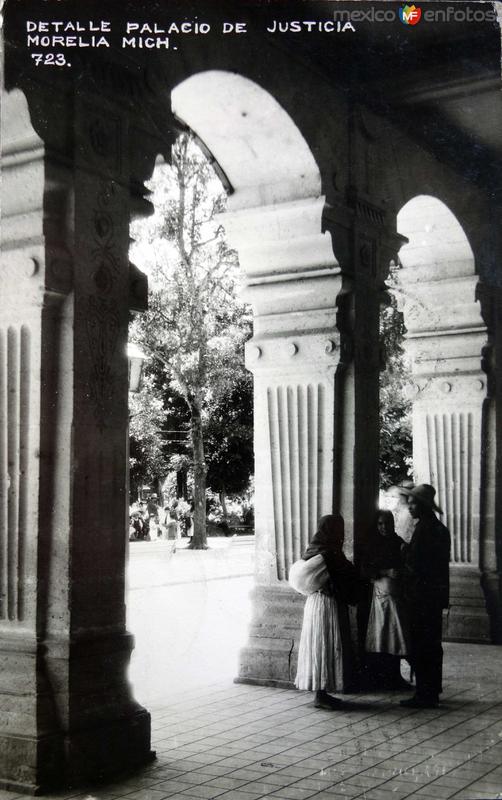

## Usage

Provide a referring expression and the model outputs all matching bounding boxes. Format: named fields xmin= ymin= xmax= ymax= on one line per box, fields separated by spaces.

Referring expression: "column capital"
xmin=398 ymin=266 xmax=488 ymax=381
xmin=220 ymin=195 xmax=342 ymax=356
xmin=245 ymin=331 xmax=341 ymax=378
xmin=221 ymin=195 xmax=338 ymax=285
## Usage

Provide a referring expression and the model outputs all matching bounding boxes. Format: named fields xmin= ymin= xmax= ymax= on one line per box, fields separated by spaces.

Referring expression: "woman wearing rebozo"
xmin=289 ymin=514 xmax=360 ymax=710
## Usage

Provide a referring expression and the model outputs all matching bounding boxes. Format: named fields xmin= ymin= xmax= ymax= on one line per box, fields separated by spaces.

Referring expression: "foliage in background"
xmin=129 ymin=375 xmax=168 ymax=498
xmin=379 ymin=263 xmax=413 ymax=488
xmin=130 ymin=133 xmax=252 ymax=547
xmin=130 ymin=137 xmax=412 ymax=522
xmin=205 ymin=370 xmax=254 ymax=515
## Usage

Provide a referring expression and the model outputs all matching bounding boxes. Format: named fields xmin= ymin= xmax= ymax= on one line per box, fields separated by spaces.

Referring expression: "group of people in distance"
xmin=129 ymin=495 xmax=179 ymax=545
xmin=291 ymin=483 xmax=451 ymax=711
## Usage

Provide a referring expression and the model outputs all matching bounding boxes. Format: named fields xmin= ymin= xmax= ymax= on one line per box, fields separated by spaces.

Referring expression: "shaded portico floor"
xmin=3 ymin=540 xmax=500 ymax=800
xmin=121 ymin=643 xmax=502 ymax=800
xmin=2 ymin=642 xmax=501 ymax=800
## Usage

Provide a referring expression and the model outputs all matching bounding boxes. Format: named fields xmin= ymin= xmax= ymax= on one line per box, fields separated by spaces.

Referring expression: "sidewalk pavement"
xmin=126 ymin=537 xmax=255 ymax=703
xmin=141 ymin=642 xmax=502 ymax=800
xmin=3 ymin=645 xmax=500 ymax=800
xmin=3 ymin=538 xmax=501 ymax=800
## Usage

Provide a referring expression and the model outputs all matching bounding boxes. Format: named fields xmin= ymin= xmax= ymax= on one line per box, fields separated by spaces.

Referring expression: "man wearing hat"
xmin=399 ymin=484 xmax=451 ymax=709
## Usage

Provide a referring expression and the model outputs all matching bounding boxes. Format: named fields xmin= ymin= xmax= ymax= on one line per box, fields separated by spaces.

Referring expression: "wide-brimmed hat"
xmin=400 ymin=483 xmax=443 ymax=514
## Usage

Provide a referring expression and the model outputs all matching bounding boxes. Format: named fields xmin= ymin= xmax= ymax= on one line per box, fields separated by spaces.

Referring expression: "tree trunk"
xmin=176 ymin=469 xmax=187 ymax=499
xmin=219 ymin=488 xmax=228 ymax=522
xmin=188 ymin=399 xmax=207 ymax=549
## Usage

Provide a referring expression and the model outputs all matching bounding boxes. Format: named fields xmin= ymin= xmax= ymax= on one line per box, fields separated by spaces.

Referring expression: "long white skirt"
xmin=365 ymin=578 xmax=410 ymax=656
xmin=295 ymin=591 xmax=351 ymax=693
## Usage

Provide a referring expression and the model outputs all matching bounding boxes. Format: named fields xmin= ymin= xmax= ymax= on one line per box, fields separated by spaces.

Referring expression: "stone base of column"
xmin=0 ymin=733 xmax=63 ymax=795
xmin=0 ymin=634 xmax=154 ymax=795
xmin=444 ymin=568 xmax=492 ymax=642
xmin=235 ymin=584 xmax=304 ymax=688
xmin=482 ymin=570 xmax=502 ymax=643
xmin=0 ymin=711 xmax=153 ymax=796
xmin=63 ymin=707 xmax=154 ymax=789
xmin=0 ymin=637 xmax=60 ymax=794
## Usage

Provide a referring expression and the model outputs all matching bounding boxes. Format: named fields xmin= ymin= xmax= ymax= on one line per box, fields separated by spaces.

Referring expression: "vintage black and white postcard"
xmin=1 ymin=1 xmax=501 ymax=797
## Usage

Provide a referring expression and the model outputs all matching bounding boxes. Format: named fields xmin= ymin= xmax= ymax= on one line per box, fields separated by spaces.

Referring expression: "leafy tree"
xmin=129 ymin=375 xmax=169 ymax=499
xmin=379 ymin=264 xmax=413 ymax=488
xmin=130 ymin=133 xmax=251 ymax=548
xmin=204 ymin=371 xmax=254 ymax=520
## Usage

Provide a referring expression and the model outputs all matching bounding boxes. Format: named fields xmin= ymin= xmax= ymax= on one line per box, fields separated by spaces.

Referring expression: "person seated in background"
xmin=129 ymin=510 xmax=146 ymax=541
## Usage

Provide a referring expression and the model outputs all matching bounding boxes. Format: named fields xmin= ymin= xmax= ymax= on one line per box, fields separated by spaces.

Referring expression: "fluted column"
xmin=0 ymin=80 xmax=152 ymax=792
xmin=222 ymin=196 xmax=343 ymax=684
xmin=245 ymin=301 xmax=342 ymax=583
xmin=0 ymin=87 xmax=64 ymax=793
xmin=470 ymin=284 xmax=501 ymax=642
xmin=399 ymin=263 xmax=492 ymax=640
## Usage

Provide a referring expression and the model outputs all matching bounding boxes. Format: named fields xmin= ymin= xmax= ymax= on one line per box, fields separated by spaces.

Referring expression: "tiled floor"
xmin=126 ymin=540 xmax=502 ymax=800
xmin=146 ymin=670 xmax=502 ymax=800
xmin=5 ymin=644 xmax=502 ymax=800
xmin=3 ymin=542 xmax=501 ymax=800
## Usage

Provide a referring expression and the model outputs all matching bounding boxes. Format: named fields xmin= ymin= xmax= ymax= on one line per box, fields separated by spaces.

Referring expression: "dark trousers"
xmin=365 ymin=652 xmax=403 ymax=689
xmin=409 ymin=602 xmax=443 ymax=701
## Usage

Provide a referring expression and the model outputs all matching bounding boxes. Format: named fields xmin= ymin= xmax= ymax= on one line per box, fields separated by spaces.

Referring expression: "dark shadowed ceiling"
xmin=5 ymin=0 xmax=502 ymax=197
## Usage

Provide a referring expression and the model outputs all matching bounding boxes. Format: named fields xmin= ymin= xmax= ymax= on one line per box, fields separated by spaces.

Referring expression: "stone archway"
xmin=396 ymin=195 xmax=492 ymax=641
xmin=2 ymin=4 xmax=500 ymax=789
xmin=172 ymin=70 xmax=322 ymax=212
xmin=172 ymin=70 xmax=344 ymax=680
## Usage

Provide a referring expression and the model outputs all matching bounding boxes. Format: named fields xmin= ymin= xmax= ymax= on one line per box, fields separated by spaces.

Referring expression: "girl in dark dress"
xmin=362 ymin=510 xmax=410 ymax=689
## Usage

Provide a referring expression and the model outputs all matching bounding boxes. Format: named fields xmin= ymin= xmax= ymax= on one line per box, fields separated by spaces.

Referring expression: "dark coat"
xmin=403 ymin=512 xmax=450 ymax=609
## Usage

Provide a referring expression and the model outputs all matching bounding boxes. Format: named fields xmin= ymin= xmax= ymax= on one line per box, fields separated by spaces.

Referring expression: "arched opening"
xmin=127 ymin=131 xmax=255 ymax=702
xmin=127 ymin=71 xmax=341 ymax=699
xmin=172 ymin=70 xmax=340 ymax=587
xmin=394 ymin=195 xmax=490 ymax=640
xmin=172 ymin=71 xmax=339 ymax=580
xmin=171 ymin=70 xmax=322 ymax=211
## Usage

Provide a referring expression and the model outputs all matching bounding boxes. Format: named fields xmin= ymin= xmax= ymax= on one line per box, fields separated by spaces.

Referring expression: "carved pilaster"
xmin=224 ymin=197 xmax=341 ymax=578
xmin=223 ymin=196 xmax=342 ymax=683
xmin=324 ymin=192 xmax=403 ymax=557
xmin=0 ymin=86 xmax=68 ymax=793
xmin=246 ymin=328 xmax=341 ymax=583
xmin=399 ymin=263 xmax=492 ymax=640
xmin=410 ymin=375 xmax=486 ymax=564
xmin=0 ymin=77 xmax=153 ymax=791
